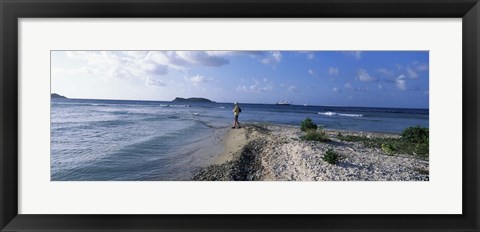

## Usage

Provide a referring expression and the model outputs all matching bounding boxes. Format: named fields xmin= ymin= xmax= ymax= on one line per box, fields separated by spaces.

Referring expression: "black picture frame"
xmin=1 ymin=0 xmax=479 ymax=231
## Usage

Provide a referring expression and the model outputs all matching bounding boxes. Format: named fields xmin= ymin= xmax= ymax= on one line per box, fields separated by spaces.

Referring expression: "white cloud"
xmin=236 ymin=78 xmax=273 ymax=93
xmin=185 ymin=74 xmax=213 ymax=85
xmin=250 ymin=85 xmax=261 ymax=91
xmin=344 ymin=82 xmax=368 ymax=92
xmin=248 ymin=84 xmax=273 ymax=92
xmin=395 ymin=75 xmax=407 ymax=91
xmin=357 ymin=69 xmax=375 ymax=82
xmin=307 ymin=53 xmax=315 ymax=60
xmin=175 ymin=51 xmax=229 ymax=67
xmin=272 ymin=52 xmax=282 ymax=61
xmin=308 ymin=69 xmax=315 ymax=76
xmin=406 ymin=67 xmax=419 ymax=79
xmin=146 ymin=52 xmax=189 ymax=72
xmin=205 ymin=51 xmax=235 ymax=57
xmin=66 ymin=51 xmax=117 ymax=68
xmin=352 ymin=51 xmax=362 ymax=60
xmin=63 ymin=51 xmax=234 ymax=89
xmin=378 ymin=62 xmax=425 ymax=82
xmin=377 ymin=68 xmax=394 ymax=77
xmin=378 ymin=84 xmax=383 ymax=90
xmin=261 ymin=51 xmax=282 ymax=65
xmin=61 ymin=51 xmax=291 ymax=89
xmin=65 ymin=51 xmax=161 ymax=81
xmin=236 ymin=85 xmax=248 ymax=92
xmin=344 ymin=51 xmax=362 ymax=60
xmin=404 ymin=62 xmax=428 ymax=79
xmin=65 ymin=52 xmax=151 ymax=80
xmin=145 ymin=77 xmax=166 ymax=87
xmin=344 ymin=82 xmax=353 ymax=89
xmin=69 ymin=50 xmax=228 ymax=71
xmin=412 ymin=61 xmax=429 ymax=71
xmin=296 ymin=51 xmax=315 ymax=60
xmin=329 ymin=67 xmax=339 ymax=76
xmin=52 ymin=66 xmax=93 ymax=76
xmin=121 ymin=51 xmax=149 ymax=59
xmin=332 ymin=87 xmax=339 ymax=92
xmin=147 ymin=51 xmax=230 ymax=72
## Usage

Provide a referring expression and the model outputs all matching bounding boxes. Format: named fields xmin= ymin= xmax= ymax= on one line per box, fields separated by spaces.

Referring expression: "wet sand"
xmin=214 ymin=127 xmax=247 ymax=164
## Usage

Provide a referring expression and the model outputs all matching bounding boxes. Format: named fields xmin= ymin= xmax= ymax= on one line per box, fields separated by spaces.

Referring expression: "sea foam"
xmin=318 ymin=111 xmax=363 ymax=117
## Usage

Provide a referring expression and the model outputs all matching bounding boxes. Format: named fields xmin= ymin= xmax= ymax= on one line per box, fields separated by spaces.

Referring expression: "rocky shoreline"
xmin=193 ymin=123 xmax=429 ymax=181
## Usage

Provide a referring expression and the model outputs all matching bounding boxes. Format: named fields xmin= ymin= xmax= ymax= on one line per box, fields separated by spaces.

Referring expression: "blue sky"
xmin=51 ymin=51 xmax=429 ymax=108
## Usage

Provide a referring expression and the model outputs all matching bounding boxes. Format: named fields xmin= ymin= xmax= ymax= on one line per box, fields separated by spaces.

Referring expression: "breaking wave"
xmin=318 ymin=111 xmax=363 ymax=117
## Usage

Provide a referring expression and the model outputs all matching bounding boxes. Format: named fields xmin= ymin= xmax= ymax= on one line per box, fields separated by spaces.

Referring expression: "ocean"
xmin=51 ymin=98 xmax=428 ymax=181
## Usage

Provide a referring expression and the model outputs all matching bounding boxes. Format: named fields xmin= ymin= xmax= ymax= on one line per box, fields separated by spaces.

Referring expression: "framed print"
xmin=1 ymin=0 xmax=479 ymax=231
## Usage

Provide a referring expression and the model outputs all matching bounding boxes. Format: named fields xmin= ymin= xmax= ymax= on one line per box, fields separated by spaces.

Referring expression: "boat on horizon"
xmin=276 ymin=100 xmax=292 ymax=105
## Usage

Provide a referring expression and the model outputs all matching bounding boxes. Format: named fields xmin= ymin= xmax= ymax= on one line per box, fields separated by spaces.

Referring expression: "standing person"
xmin=232 ymin=102 xmax=241 ymax=129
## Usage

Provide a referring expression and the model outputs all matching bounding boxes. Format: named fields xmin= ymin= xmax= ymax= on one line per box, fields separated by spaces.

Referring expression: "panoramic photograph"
xmin=51 ymin=50 xmax=429 ymax=181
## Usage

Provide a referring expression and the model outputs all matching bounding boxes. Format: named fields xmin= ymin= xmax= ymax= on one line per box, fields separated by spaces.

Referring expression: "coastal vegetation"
xmin=300 ymin=118 xmax=330 ymax=142
xmin=51 ymin=93 xmax=67 ymax=98
xmin=172 ymin=97 xmax=213 ymax=103
xmin=300 ymin=117 xmax=317 ymax=132
xmin=323 ymin=149 xmax=339 ymax=164
xmin=337 ymin=126 xmax=429 ymax=158
xmin=301 ymin=128 xmax=330 ymax=142
xmin=401 ymin=126 xmax=429 ymax=144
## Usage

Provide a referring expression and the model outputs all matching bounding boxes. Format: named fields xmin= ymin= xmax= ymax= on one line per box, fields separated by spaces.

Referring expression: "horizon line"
xmin=51 ymin=94 xmax=429 ymax=110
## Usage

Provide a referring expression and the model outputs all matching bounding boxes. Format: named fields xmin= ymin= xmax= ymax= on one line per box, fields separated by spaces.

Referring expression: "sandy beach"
xmin=194 ymin=123 xmax=429 ymax=181
xmin=213 ymin=127 xmax=247 ymax=164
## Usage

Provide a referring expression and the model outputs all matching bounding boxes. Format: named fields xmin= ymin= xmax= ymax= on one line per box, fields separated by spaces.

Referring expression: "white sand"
xmin=200 ymin=123 xmax=428 ymax=181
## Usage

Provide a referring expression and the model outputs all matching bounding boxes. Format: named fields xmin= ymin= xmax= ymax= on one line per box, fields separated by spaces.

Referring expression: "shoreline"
xmin=213 ymin=127 xmax=247 ymax=164
xmin=194 ymin=123 xmax=429 ymax=181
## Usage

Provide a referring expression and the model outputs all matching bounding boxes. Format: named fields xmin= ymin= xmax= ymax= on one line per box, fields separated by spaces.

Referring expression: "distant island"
xmin=172 ymin=97 xmax=213 ymax=103
xmin=51 ymin=93 xmax=67 ymax=99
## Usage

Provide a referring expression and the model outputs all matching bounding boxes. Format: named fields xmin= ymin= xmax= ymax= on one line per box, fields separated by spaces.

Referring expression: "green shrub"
xmin=414 ymin=142 xmax=429 ymax=157
xmin=323 ymin=149 xmax=339 ymax=164
xmin=300 ymin=117 xmax=318 ymax=132
xmin=402 ymin=126 xmax=429 ymax=144
xmin=301 ymin=128 xmax=330 ymax=142
xmin=338 ymin=134 xmax=429 ymax=158
xmin=381 ymin=143 xmax=397 ymax=154
xmin=337 ymin=134 xmax=362 ymax=142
